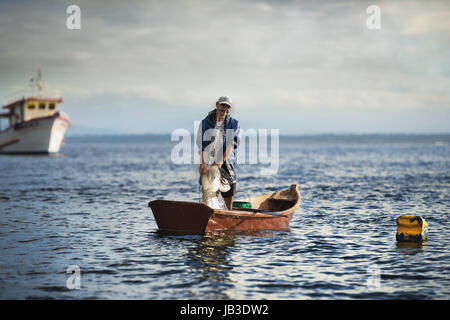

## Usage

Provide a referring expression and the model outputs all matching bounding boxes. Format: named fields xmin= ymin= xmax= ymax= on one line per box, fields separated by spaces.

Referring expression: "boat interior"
xmin=234 ymin=185 xmax=299 ymax=212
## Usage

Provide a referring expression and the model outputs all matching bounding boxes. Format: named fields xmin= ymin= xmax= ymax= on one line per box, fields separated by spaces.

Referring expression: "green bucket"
xmin=232 ymin=201 xmax=252 ymax=209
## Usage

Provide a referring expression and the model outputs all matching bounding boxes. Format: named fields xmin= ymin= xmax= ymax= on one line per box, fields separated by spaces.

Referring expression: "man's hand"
xmin=199 ymin=163 xmax=207 ymax=175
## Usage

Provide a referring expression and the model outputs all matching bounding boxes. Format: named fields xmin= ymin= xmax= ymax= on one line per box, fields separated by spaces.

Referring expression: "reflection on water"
xmin=396 ymin=241 xmax=427 ymax=255
xmin=186 ymin=235 xmax=236 ymax=299
xmin=159 ymin=231 xmax=284 ymax=299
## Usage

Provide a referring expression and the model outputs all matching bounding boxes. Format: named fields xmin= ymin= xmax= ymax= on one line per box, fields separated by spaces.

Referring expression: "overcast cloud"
xmin=0 ymin=0 xmax=449 ymax=134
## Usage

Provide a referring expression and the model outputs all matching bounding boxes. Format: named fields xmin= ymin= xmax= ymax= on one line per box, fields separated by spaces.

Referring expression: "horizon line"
xmin=66 ymin=132 xmax=450 ymax=138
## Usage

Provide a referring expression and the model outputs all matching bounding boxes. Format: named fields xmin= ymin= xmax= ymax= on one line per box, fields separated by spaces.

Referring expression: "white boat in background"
xmin=0 ymin=70 xmax=71 ymax=154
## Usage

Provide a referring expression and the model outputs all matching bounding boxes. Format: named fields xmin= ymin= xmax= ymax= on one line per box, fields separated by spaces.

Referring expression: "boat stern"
xmin=149 ymin=200 xmax=213 ymax=235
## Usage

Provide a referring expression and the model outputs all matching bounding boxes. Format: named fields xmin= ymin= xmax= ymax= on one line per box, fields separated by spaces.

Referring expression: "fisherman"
xmin=197 ymin=96 xmax=240 ymax=210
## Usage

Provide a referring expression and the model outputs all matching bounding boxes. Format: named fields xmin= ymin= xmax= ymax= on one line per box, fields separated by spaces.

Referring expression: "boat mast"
xmin=34 ymin=69 xmax=47 ymax=97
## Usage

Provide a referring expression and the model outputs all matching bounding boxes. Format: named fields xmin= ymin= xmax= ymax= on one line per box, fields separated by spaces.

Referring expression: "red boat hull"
xmin=206 ymin=212 xmax=293 ymax=233
xmin=149 ymin=184 xmax=301 ymax=235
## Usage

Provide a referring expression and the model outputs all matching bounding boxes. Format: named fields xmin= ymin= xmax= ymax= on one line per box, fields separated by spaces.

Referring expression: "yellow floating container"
xmin=396 ymin=216 xmax=428 ymax=243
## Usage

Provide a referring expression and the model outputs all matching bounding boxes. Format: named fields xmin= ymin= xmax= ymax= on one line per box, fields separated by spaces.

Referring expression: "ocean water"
xmin=0 ymin=134 xmax=449 ymax=299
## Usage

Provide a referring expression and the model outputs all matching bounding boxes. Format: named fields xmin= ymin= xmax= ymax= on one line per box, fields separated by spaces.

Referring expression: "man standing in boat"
xmin=197 ymin=96 xmax=240 ymax=210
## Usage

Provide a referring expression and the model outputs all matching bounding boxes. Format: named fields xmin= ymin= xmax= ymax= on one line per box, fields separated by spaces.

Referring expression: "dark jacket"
xmin=197 ymin=109 xmax=240 ymax=183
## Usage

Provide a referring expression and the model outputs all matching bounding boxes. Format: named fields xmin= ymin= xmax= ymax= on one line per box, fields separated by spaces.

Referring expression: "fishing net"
xmin=199 ymin=166 xmax=231 ymax=209
xmin=198 ymin=112 xmax=234 ymax=209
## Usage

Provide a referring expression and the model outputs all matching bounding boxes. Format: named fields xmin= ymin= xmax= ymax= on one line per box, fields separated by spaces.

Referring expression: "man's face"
xmin=216 ymin=103 xmax=231 ymax=121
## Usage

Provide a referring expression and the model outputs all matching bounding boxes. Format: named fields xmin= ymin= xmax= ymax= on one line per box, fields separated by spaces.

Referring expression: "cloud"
xmin=0 ymin=0 xmax=449 ymax=133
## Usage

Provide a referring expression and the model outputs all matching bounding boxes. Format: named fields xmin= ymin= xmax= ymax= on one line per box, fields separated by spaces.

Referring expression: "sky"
xmin=0 ymin=0 xmax=449 ymax=135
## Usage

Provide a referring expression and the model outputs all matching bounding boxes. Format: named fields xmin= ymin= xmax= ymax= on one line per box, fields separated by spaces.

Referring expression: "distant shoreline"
xmin=67 ymin=132 xmax=450 ymax=137
xmin=66 ymin=133 xmax=450 ymax=144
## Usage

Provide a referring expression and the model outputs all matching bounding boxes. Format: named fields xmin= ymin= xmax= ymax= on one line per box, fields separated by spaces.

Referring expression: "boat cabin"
xmin=1 ymin=97 xmax=63 ymax=127
xmin=0 ymin=70 xmax=63 ymax=130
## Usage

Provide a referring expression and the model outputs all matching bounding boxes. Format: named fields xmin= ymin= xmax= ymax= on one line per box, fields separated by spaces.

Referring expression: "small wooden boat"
xmin=148 ymin=184 xmax=301 ymax=235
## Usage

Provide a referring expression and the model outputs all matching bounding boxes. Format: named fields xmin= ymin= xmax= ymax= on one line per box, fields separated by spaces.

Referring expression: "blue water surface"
xmin=0 ymin=134 xmax=449 ymax=299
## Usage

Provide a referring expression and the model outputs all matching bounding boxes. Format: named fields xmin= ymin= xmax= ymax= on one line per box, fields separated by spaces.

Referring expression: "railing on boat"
xmin=3 ymin=89 xmax=61 ymax=106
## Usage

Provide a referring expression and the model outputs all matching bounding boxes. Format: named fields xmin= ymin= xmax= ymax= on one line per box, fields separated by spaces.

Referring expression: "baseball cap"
xmin=217 ymin=96 xmax=232 ymax=107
